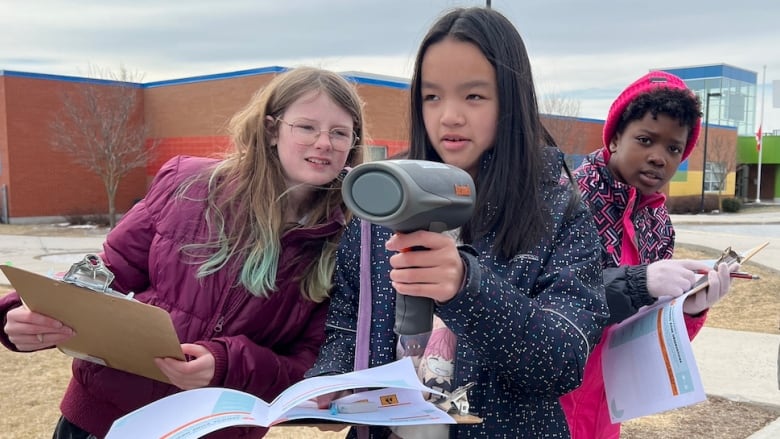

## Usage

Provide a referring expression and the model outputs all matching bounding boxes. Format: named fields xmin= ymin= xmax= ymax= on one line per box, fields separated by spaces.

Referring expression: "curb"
xmin=675 ymin=243 xmax=780 ymax=274
xmin=748 ymin=416 xmax=780 ymax=438
xmin=672 ymin=221 xmax=780 ymax=226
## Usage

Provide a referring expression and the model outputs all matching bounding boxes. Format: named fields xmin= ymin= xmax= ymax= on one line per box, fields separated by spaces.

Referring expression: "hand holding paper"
xmin=603 ymin=242 xmax=768 ymax=423
xmin=682 ymin=262 xmax=738 ymax=315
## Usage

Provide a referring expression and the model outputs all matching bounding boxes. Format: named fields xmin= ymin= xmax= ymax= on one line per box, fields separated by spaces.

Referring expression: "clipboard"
xmin=0 ymin=260 xmax=184 ymax=384
xmin=688 ymin=241 xmax=769 ymax=295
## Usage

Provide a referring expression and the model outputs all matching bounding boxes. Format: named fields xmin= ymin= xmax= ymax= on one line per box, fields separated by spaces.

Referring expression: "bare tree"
xmin=703 ymin=135 xmax=736 ymax=210
xmin=49 ymin=65 xmax=156 ymax=228
xmin=539 ymin=91 xmax=582 ymax=152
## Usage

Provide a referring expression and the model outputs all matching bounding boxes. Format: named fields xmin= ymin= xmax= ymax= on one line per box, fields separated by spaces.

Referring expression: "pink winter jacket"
xmin=560 ymin=149 xmax=709 ymax=438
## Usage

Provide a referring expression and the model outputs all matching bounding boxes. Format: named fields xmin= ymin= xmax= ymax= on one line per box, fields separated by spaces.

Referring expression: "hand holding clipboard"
xmin=1 ymin=255 xmax=184 ymax=383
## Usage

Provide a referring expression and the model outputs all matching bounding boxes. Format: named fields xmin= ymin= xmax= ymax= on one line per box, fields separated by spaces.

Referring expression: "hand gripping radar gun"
xmin=341 ymin=160 xmax=476 ymax=335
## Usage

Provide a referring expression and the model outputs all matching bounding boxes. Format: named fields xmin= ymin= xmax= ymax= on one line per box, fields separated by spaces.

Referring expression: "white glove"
xmin=646 ymin=259 xmax=709 ymax=299
xmin=683 ymin=262 xmax=738 ymax=315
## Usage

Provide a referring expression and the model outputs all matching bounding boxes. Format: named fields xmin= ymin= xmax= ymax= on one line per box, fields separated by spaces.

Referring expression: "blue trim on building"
xmin=1 ymin=66 xmax=411 ymax=91
xmin=341 ymin=74 xmax=409 ymax=90
xmin=661 ymin=64 xmax=757 ymax=84
xmin=542 ymin=113 xmax=604 ymax=124
xmin=574 ymin=116 xmax=603 ymax=124
xmin=143 ymin=66 xmax=289 ymax=88
xmin=0 ymin=69 xmax=143 ymax=88
xmin=706 ymin=123 xmax=739 ymax=131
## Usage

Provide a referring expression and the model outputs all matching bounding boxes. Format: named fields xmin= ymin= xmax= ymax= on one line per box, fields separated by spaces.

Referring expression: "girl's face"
xmin=420 ymin=37 xmax=498 ymax=179
xmin=606 ymin=112 xmax=689 ymax=195
xmin=270 ymin=90 xmax=355 ymax=191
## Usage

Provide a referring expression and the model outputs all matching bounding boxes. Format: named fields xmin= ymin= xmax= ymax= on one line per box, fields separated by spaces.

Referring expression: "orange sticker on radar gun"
xmin=454 ymin=184 xmax=471 ymax=197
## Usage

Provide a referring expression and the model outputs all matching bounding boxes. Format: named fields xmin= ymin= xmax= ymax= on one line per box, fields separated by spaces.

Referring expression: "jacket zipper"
xmin=213 ymin=316 xmax=225 ymax=333
xmin=212 ymin=291 xmax=248 ymax=335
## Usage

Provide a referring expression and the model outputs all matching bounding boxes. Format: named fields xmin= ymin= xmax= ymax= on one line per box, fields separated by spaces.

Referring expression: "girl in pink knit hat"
xmin=561 ymin=71 xmax=740 ymax=438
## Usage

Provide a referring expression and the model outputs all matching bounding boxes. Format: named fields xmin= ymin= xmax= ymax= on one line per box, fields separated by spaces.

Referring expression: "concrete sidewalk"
xmin=0 ymin=234 xmax=105 ymax=285
xmin=672 ymin=207 xmax=780 ymax=438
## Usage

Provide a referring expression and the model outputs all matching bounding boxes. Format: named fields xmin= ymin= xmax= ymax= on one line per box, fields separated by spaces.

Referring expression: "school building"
xmin=0 ymin=67 xmax=410 ymax=224
xmin=0 ymin=66 xmax=763 ymax=223
xmin=655 ymin=63 xmax=779 ymax=203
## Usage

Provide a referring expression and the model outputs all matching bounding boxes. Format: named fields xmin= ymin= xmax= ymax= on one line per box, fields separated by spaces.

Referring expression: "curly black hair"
xmin=614 ymin=88 xmax=702 ymax=144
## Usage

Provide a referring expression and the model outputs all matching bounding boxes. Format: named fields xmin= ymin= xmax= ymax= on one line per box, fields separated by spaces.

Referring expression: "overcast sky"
xmin=2 ymin=0 xmax=779 ymax=133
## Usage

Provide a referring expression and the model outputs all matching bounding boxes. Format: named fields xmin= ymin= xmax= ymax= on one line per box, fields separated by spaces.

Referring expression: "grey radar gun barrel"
xmin=342 ymin=159 xmax=476 ymax=335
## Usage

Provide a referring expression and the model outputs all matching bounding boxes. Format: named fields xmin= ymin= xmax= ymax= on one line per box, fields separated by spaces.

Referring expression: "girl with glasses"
xmin=0 ymin=66 xmax=366 ymax=439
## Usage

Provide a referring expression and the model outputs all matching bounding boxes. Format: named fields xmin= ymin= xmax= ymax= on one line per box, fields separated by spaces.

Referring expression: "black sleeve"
xmin=603 ymin=264 xmax=656 ymax=324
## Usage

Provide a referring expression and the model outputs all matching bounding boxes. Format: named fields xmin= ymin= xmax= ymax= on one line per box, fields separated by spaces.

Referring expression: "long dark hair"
xmin=408 ymin=7 xmax=554 ymax=259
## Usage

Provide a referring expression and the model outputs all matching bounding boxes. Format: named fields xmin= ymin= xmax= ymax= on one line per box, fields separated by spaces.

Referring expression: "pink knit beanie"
xmin=602 ymin=71 xmax=701 ymax=161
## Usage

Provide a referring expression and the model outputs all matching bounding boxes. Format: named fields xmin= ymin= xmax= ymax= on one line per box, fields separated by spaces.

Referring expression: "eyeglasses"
xmin=276 ymin=118 xmax=358 ymax=152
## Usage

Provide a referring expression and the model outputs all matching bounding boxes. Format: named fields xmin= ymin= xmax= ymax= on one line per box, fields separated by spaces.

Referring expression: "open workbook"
xmin=105 ymin=357 xmax=460 ymax=438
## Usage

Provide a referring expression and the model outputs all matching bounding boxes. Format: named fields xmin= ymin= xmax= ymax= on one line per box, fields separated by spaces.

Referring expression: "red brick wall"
xmin=3 ymin=76 xmax=147 ymax=218
xmin=0 ymin=77 xmax=9 ymax=194
xmin=144 ymin=73 xmax=279 ymax=138
xmin=354 ymin=84 xmax=410 ymax=157
xmin=142 ymin=72 xmax=281 ymax=177
xmin=686 ymin=126 xmax=735 ymax=173
xmin=143 ymin=72 xmax=413 ymax=175
xmin=546 ymin=117 xmax=603 ymax=156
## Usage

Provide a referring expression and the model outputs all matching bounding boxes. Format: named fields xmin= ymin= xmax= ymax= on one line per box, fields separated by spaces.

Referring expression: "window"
xmin=363 ymin=145 xmax=388 ymax=162
xmin=704 ymin=162 xmax=726 ymax=192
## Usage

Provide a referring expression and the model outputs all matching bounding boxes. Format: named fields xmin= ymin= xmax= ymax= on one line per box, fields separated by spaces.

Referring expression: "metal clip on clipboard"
xmin=715 ymin=246 xmax=742 ymax=267
xmin=692 ymin=245 xmax=752 ymax=291
xmin=433 ymin=381 xmax=475 ymax=416
xmin=62 ymin=254 xmax=135 ymax=300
